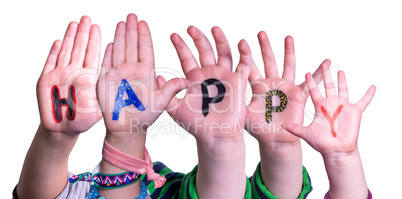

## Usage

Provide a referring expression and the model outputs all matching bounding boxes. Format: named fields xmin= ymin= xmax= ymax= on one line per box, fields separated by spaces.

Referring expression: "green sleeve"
xmin=179 ymin=165 xmax=252 ymax=199
xmin=143 ymin=162 xmax=252 ymax=198
xmin=249 ymin=162 xmax=313 ymax=199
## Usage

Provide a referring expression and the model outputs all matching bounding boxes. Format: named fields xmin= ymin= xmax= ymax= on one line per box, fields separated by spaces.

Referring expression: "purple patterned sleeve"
xmin=324 ymin=189 xmax=372 ymax=199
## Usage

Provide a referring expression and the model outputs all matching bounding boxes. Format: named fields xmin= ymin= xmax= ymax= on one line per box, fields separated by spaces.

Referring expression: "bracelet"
xmin=102 ymin=140 xmax=166 ymax=188
xmin=69 ymin=172 xmax=92 ymax=183
xmin=86 ymin=181 xmax=149 ymax=199
xmin=69 ymin=171 xmax=141 ymax=190
xmin=93 ymin=171 xmax=141 ymax=189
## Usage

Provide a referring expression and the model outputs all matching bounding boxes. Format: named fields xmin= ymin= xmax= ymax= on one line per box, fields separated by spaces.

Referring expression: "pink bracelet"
xmin=102 ymin=140 xmax=166 ymax=188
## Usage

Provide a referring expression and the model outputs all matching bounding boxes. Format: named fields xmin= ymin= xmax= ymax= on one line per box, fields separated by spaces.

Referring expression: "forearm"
xmin=17 ymin=124 xmax=78 ymax=199
xmin=323 ymin=149 xmax=368 ymax=199
xmin=259 ymin=140 xmax=303 ymax=199
xmin=98 ymin=130 xmax=146 ymax=199
xmin=196 ymin=135 xmax=246 ymax=199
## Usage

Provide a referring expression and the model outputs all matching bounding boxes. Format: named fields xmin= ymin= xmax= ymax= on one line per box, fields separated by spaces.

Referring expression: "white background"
xmin=1 ymin=0 xmax=401 ymax=198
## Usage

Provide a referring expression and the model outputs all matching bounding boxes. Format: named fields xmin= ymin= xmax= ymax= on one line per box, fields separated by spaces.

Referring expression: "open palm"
xmin=97 ymin=14 xmax=187 ymax=134
xmin=37 ymin=16 xmax=101 ymax=135
xmin=244 ymin=32 xmax=322 ymax=144
xmin=283 ymin=63 xmax=376 ymax=155
xmin=157 ymin=26 xmax=250 ymax=141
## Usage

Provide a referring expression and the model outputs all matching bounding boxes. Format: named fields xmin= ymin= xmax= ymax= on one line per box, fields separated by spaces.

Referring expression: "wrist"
xmin=259 ymin=140 xmax=302 ymax=158
xmin=100 ymin=132 xmax=145 ymax=198
xmin=38 ymin=124 xmax=79 ymax=144
xmin=104 ymin=131 xmax=146 ymax=158
xmin=196 ymin=134 xmax=245 ymax=158
xmin=100 ymin=131 xmax=147 ymax=177
xmin=322 ymin=149 xmax=368 ymax=199
xmin=258 ymin=141 xmax=303 ymax=198
xmin=196 ymin=133 xmax=247 ymax=199
xmin=105 ymin=129 xmax=146 ymax=141
xmin=322 ymin=149 xmax=361 ymax=168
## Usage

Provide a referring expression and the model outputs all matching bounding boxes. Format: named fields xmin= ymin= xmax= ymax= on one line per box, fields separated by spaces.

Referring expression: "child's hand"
xmin=37 ymin=16 xmax=101 ymax=136
xmin=18 ymin=16 xmax=101 ymax=199
xmin=97 ymin=14 xmax=189 ymax=198
xmin=157 ymin=26 xmax=251 ymax=198
xmin=283 ymin=60 xmax=375 ymax=199
xmin=283 ymin=60 xmax=376 ymax=155
xmin=97 ymin=14 xmax=188 ymax=136
xmin=158 ymin=26 xmax=250 ymax=142
xmin=242 ymin=32 xmax=324 ymax=198
xmin=244 ymin=32 xmax=322 ymax=145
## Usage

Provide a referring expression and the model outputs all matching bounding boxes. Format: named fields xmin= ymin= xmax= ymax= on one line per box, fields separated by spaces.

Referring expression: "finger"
xmin=187 ymin=26 xmax=216 ymax=67
xmin=321 ymin=59 xmax=337 ymax=97
xmin=156 ymin=75 xmax=166 ymax=90
xmin=306 ymin=72 xmax=323 ymax=104
xmin=238 ymin=39 xmax=262 ymax=82
xmin=356 ymin=85 xmax=376 ymax=111
xmin=300 ymin=64 xmax=322 ymax=95
xmin=282 ymin=36 xmax=296 ymax=83
xmin=236 ymin=62 xmax=252 ymax=83
xmin=312 ymin=65 xmax=323 ymax=85
xmin=83 ymin=24 xmax=101 ymax=69
xmin=170 ymin=33 xmax=199 ymax=76
xmin=100 ymin=43 xmax=113 ymax=76
xmin=337 ymin=70 xmax=349 ymax=100
xmin=71 ymin=16 xmax=92 ymax=66
xmin=211 ymin=26 xmax=232 ymax=70
xmin=125 ymin=13 xmax=138 ymax=62
xmin=258 ymin=31 xmax=279 ymax=78
xmin=138 ymin=20 xmax=154 ymax=65
xmin=42 ymin=40 xmax=62 ymax=75
xmin=282 ymin=123 xmax=309 ymax=141
xmin=112 ymin=21 xmax=126 ymax=66
xmin=57 ymin=21 xmax=78 ymax=67
xmin=157 ymin=76 xmax=190 ymax=110
xmin=156 ymin=75 xmax=183 ymax=119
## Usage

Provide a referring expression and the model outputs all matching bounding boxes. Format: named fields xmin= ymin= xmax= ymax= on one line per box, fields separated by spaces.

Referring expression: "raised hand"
xmin=96 ymin=14 xmax=189 ymax=199
xmin=157 ymin=26 xmax=251 ymax=198
xmin=244 ymin=32 xmax=322 ymax=145
xmin=283 ymin=61 xmax=376 ymax=199
xmin=37 ymin=16 xmax=101 ymax=135
xmin=283 ymin=60 xmax=376 ymax=155
xmin=18 ymin=16 xmax=101 ymax=199
xmin=241 ymin=32 xmax=324 ymax=198
xmin=158 ymin=26 xmax=250 ymax=141
xmin=97 ymin=14 xmax=188 ymax=136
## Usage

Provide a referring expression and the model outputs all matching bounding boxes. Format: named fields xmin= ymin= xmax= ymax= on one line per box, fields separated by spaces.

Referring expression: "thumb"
xmin=282 ymin=123 xmax=309 ymax=141
xmin=156 ymin=75 xmax=190 ymax=115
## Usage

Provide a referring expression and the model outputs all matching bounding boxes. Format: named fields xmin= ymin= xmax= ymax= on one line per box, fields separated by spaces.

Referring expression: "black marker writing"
xmin=201 ymin=78 xmax=226 ymax=117
xmin=51 ymin=85 xmax=76 ymax=123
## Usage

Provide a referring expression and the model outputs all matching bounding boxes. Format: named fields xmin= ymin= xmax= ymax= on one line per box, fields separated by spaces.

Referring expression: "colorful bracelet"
xmin=86 ymin=181 xmax=149 ymax=199
xmin=69 ymin=171 xmax=141 ymax=190
xmin=93 ymin=171 xmax=141 ymax=189
xmin=69 ymin=172 xmax=93 ymax=183
xmin=102 ymin=140 xmax=166 ymax=188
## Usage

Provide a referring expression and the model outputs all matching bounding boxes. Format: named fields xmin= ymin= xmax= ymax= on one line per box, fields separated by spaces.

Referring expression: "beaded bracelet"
xmin=86 ymin=181 xmax=149 ymax=199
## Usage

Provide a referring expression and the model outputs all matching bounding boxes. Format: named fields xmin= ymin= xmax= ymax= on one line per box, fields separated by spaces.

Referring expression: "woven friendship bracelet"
xmin=102 ymin=140 xmax=166 ymax=188
xmin=69 ymin=171 xmax=140 ymax=189
xmin=93 ymin=171 xmax=141 ymax=189
xmin=69 ymin=172 xmax=93 ymax=183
